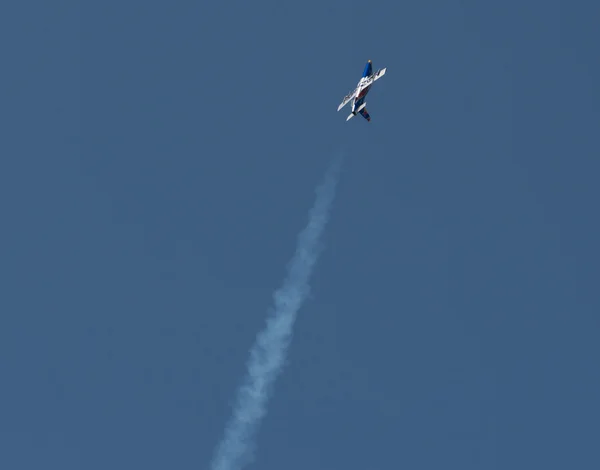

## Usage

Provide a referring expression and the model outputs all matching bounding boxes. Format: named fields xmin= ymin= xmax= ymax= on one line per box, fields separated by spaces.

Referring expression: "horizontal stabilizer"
xmin=346 ymin=113 xmax=355 ymax=121
xmin=356 ymin=102 xmax=367 ymax=113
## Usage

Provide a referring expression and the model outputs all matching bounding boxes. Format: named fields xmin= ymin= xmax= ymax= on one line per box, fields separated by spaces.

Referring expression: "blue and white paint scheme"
xmin=337 ymin=60 xmax=387 ymax=122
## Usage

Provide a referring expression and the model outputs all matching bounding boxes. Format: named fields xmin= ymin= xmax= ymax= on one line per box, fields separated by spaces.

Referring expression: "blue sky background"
xmin=2 ymin=1 xmax=599 ymax=468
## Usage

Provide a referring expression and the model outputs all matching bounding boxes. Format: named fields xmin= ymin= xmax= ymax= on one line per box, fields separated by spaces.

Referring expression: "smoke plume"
xmin=210 ymin=154 xmax=343 ymax=470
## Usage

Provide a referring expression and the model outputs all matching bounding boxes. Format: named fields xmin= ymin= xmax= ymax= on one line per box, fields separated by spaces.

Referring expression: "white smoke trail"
xmin=210 ymin=154 xmax=344 ymax=470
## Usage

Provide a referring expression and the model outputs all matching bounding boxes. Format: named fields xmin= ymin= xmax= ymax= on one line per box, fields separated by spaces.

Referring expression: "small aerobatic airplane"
xmin=337 ymin=59 xmax=387 ymax=122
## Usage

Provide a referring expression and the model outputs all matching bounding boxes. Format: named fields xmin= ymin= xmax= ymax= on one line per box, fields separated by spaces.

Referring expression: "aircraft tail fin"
xmin=359 ymin=107 xmax=371 ymax=122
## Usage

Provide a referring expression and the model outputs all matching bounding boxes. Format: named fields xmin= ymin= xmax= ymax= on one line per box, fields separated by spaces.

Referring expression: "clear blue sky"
xmin=2 ymin=1 xmax=599 ymax=468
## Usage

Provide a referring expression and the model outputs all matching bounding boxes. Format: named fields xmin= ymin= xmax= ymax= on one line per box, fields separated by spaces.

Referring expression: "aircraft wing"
xmin=373 ymin=67 xmax=387 ymax=81
xmin=337 ymin=89 xmax=356 ymax=111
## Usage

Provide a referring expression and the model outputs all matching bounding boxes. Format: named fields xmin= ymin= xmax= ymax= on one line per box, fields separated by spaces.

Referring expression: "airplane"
xmin=337 ymin=59 xmax=387 ymax=122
